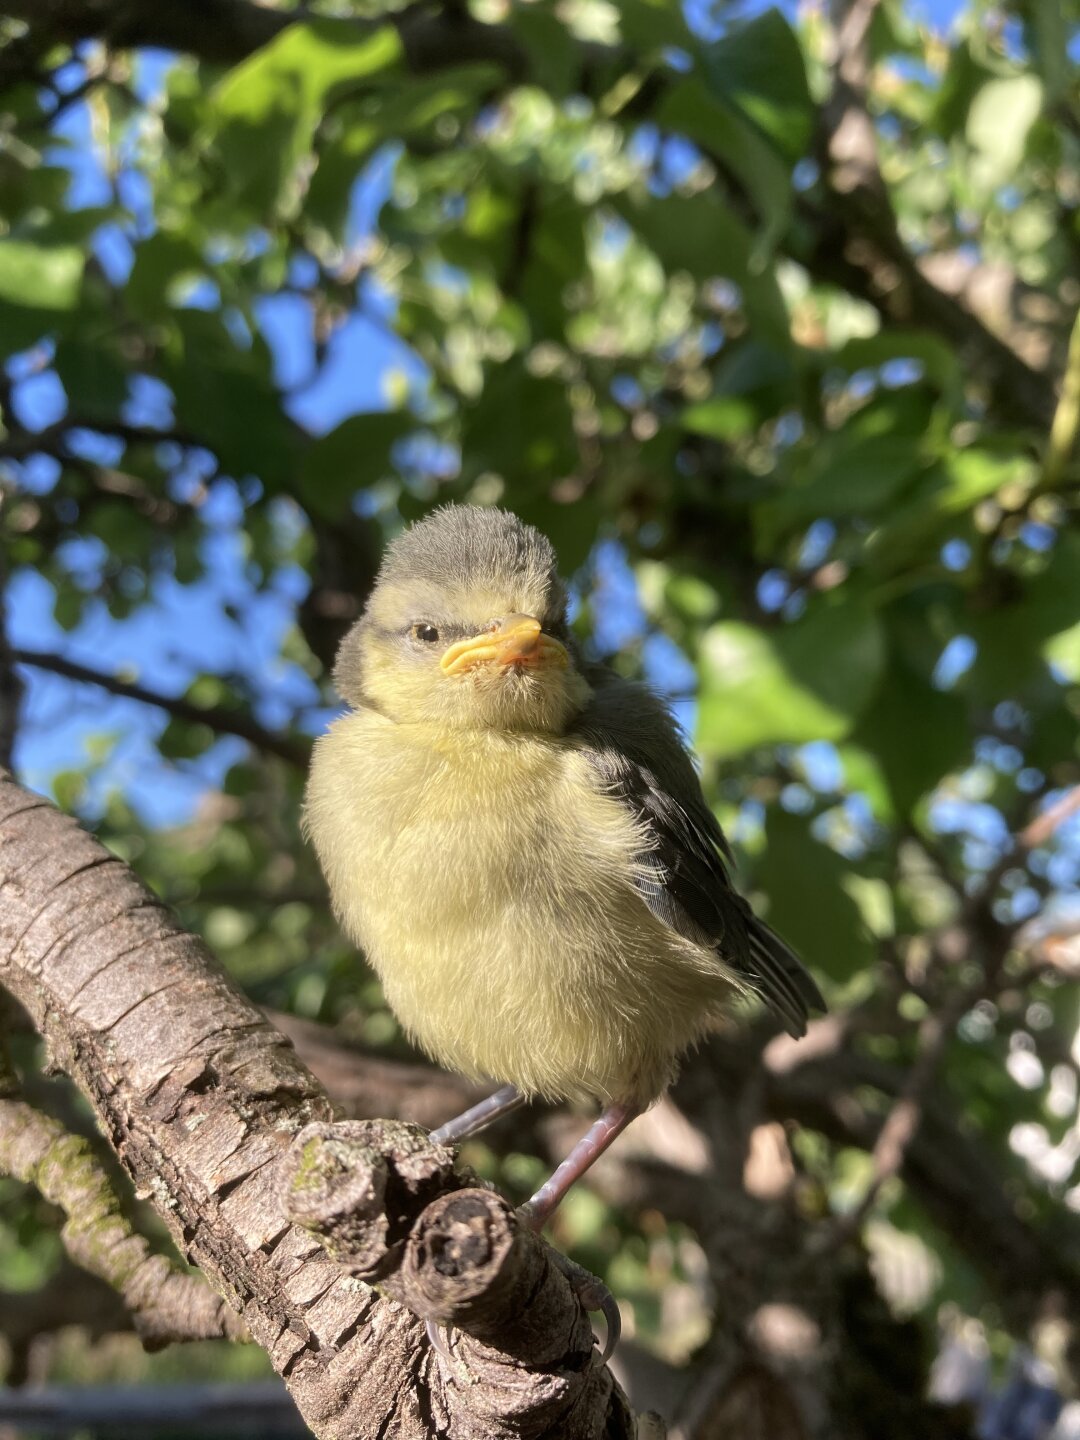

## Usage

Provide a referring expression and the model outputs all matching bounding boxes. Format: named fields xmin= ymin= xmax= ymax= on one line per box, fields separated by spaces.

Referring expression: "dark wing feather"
xmin=569 ymin=670 xmax=824 ymax=1039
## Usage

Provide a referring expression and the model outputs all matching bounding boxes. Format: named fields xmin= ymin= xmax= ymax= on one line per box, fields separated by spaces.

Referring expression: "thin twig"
xmin=812 ymin=991 xmax=966 ymax=1251
xmin=1018 ymin=784 xmax=1080 ymax=851
xmin=12 ymin=647 xmax=310 ymax=768
xmin=1040 ymin=305 xmax=1080 ymax=495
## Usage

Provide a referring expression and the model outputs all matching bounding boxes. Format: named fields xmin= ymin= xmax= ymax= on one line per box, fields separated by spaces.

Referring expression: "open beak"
xmin=440 ymin=614 xmax=569 ymax=677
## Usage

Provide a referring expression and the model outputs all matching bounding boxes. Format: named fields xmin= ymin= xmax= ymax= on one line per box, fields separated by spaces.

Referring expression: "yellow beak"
xmin=439 ymin=614 xmax=569 ymax=677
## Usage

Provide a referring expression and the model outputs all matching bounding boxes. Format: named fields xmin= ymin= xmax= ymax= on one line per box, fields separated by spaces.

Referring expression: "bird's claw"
xmin=424 ymin=1254 xmax=621 ymax=1367
xmin=545 ymin=1248 xmax=622 ymax=1362
xmin=425 ymin=1317 xmax=453 ymax=1364
xmin=423 ymin=1236 xmax=621 ymax=1368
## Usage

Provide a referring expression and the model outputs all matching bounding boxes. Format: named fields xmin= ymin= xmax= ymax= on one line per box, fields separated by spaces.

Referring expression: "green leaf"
xmin=966 ymin=75 xmax=1043 ymax=191
xmin=0 ymin=159 xmax=71 ymax=229
xmin=968 ymin=532 xmax=1080 ymax=699
xmin=160 ymin=310 xmax=296 ymax=488
xmin=53 ymin=338 xmax=129 ymax=421
xmin=20 ymin=205 xmax=123 ymax=247
xmin=1044 ymin=620 xmax=1080 ymax=682
xmin=851 ymin=649 xmax=970 ymax=814
xmin=52 ymin=587 xmax=85 ymax=632
xmin=831 ymin=331 xmax=961 ymax=397
xmin=508 ymin=6 xmax=584 ymax=97
xmin=126 ymin=232 xmax=209 ymax=321
xmin=461 ymin=363 xmax=578 ymax=486
xmin=299 ymin=411 xmax=413 ymax=519
xmin=614 ymin=192 xmax=791 ymax=345
xmin=516 ymin=492 xmax=600 ymax=574
xmin=681 ymin=339 xmax=798 ymax=441
xmin=0 ymin=241 xmax=82 ymax=309
xmin=931 ymin=40 xmax=994 ymax=139
xmin=754 ymin=809 xmax=875 ymax=982
xmin=158 ymin=716 xmax=216 ymax=761
xmin=867 ymin=450 xmax=1034 ymax=570
xmin=616 ymin=0 xmax=696 ymax=55
xmin=758 ymin=433 xmax=928 ymax=545
xmin=697 ymin=599 xmax=885 ymax=758
xmin=704 ymin=9 xmax=814 ymax=162
xmin=203 ymin=20 xmax=402 ymax=220
xmin=682 ymin=395 xmax=758 ymax=441
xmin=836 ymin=742 xmax=895 ymax=822
xmin=306 ymin=68 xmax=494 ymax=238
xmin=656 ymin=77 xmax=792 ymax=261
xmin=518 ymin=195 xmax=589 ymax=341
xmin=1031 ymin=0 xmax=1069 ymax=104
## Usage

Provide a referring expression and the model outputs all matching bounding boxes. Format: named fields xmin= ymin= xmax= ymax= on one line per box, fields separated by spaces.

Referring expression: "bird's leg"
xmin=425 ymin=1084 xmax=527 ymax=1364
xmin=519 ymin=1100 xmax=638 ymax=1229
xmin=516 ymin=1101 xmax=639 ymax=1361
xmin=429 ymin=1082 xmax=524 ymax=1145
xmin=426 ymin=1098 xmax=637 ymax=1365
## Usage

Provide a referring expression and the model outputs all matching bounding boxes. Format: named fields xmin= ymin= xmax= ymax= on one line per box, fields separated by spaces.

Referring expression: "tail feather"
xmin=745 ymin=921 xmax=826 ymax=1039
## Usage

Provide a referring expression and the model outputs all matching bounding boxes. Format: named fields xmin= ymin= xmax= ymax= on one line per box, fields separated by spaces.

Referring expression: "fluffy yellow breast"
xmin=304 ymin=712 xmax=733 ymax=1105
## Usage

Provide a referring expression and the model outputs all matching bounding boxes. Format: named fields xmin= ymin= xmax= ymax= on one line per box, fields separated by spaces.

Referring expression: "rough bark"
xmin=0 ymin=772 xmax=647 ymax=1440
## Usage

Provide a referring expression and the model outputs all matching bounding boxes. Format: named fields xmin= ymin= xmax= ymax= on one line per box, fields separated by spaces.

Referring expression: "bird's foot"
xmin=543 ymin=1247 xmax=622 ymax=1362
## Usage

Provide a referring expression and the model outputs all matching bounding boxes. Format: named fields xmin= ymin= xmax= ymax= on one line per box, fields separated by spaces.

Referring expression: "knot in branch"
xmin=275 ymin=1119 xmax=639 ymax=1436
xmin=403 ymin=1189 xmax=535 ymax=1339
xmin=277 ymin=1118 xmax=456 ymax=1279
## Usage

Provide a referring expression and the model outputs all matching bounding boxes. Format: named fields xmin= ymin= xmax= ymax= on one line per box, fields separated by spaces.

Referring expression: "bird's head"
xmin=334 ymin=505 xmax=591 ymax=733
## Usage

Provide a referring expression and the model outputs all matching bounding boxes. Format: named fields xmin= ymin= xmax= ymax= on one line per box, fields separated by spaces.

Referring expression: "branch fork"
xmin=276 ymin=1119 xmax=636 ymax=1438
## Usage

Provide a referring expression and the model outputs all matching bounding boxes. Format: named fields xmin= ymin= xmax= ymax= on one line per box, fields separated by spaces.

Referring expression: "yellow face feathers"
xmin=333 ymin=506 xmax=589 ymax=734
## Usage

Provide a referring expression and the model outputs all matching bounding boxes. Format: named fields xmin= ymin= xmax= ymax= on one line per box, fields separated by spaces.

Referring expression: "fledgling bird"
xmin=304 ymin=504 xmax=823 ymax=1348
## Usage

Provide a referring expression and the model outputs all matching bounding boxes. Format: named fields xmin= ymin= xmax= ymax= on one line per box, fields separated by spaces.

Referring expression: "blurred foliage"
xmin=1 ymin=0 xmax=1080 ymax=1408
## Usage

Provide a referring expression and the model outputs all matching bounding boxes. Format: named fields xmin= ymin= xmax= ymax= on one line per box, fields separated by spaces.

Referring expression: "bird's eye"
xmin=411 ymin=623 xmax=440 ymax=644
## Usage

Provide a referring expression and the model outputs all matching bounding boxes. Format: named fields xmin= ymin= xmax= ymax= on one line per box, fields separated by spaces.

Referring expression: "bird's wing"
xmin=569 ymin=671 xmax=824 ymax=1038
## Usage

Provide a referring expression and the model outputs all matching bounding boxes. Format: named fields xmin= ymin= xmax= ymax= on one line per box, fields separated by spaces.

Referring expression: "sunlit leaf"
xmin=966 ymin=75 xmax=1043 ymax=191
xmin=704 ymin=9 xmax=813 ymax=161
xmin=202 ymin=20 xmax=402 ymax=219
xmin=698 ymin=600 xmax=884 ymax=757
xmin=0 ymin=241 xmax=82 ymax=308
xmin=852 ymin=650 xmax=970 ymax=814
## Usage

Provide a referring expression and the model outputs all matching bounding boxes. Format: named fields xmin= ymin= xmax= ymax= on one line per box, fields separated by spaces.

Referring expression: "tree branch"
xmin=758 ymin=1031 xmax=1080 ymax=1340
xmin=1 ymin=1258 xmax=135 ymax=1386
xmin=1019 ymin=785 xmax=1080 ymax=851
xmin=11 ymin=648 xmax=311 ymax=769
xmin=807 ymin=0 xmax=1057 ymax=429
xmin=5 ymin=0 xmax=529 ymax=79
xmin=0 ymin=1096 xmax=249 ymax=1348
xmin=0 ymin=773 xmax=645 ymax=1440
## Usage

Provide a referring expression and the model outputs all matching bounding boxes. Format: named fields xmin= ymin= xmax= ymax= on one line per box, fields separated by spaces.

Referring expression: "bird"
xmin=303 ymin=503 xmax=824 ymax=1356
